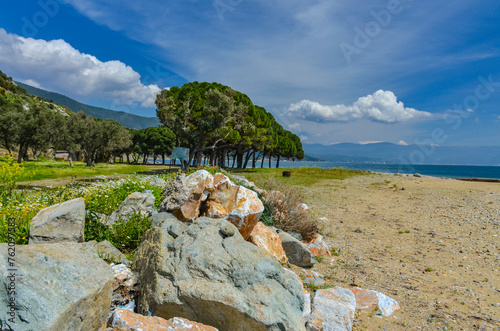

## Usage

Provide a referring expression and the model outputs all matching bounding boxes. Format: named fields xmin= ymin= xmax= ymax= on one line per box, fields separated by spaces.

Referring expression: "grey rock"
xmin=108 ymin=190 xmax=156 ymax=225
xmin=149 ymin=176 xmax=167 ymax=186
xmin=306 ymin=287 xmax=356 ymax=331
xmin=29 ymin=197 xmax=85 ymax=244
xmin=150 ymin=212 xmax=179 ymax=227
xmin=133 ymin=217 xmax=306 ymax=331
xmin=158 ymin=173 xmax=189 ymax=213
xmin=86 ymin=210 xmax=109 ymax=224
xmin=0 ymin=242 xmax=113 ymax=331
xmin=89 ymin=240 xmax=130 ymax=265
xmin=304 ymin=277 xmax=325 ymax=288
xmin=288 ymin=231 xmax=303 ymax=241
xmin=278 ymin=231 xmax=316 ymax=268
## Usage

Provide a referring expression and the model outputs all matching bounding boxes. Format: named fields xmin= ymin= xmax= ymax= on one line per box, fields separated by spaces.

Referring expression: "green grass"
xmin=17 ymin=159 xmax=176 ymax=182
xmin=229 ymin=166 xmax=365 ymax=187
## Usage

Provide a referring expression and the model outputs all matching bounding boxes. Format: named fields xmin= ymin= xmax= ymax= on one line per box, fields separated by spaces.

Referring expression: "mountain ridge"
xmin=15 ymin=82 xmax=160 ymax=130
xmin=303 ymin=142 xmax=500 ymax=166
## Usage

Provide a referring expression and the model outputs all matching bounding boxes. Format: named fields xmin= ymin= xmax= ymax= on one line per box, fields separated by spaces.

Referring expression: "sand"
xmin=292 ymin=172 xmax=500 ymax=330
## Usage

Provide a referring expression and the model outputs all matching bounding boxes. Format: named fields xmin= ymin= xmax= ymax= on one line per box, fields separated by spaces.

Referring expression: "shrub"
xmin=85 ymin=211 xmax=152 ymax=254
xmin=0 ymin=153 xmax=32 ymax=204
xmin=259 ymin=177 xmax=319 ymax=241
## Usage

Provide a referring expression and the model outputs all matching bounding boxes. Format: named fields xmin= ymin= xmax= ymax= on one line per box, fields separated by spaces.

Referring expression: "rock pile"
xmin=2 ymin=170 xmax=400 ymax=331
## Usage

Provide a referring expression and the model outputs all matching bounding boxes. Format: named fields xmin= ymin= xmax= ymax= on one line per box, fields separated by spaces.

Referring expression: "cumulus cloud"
xmin=287 ymin=90 xmax=432 ymax=123
xmin=0 ymin=29 xmax=160 ymax=107
xmin=288 ymin=122 xmax=301 ymax=131
xmin=398 ymin=140 xmax=409 ymax=145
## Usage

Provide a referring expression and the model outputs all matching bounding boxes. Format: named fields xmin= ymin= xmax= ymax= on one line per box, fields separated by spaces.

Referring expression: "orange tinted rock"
xmin=348 ymin=287 xmax=378 ymax=310
xmin=108 ymin=309 xmax=218 ymax=331
xmin=348 ymin=287 xmax=400 ymax=316
xmin=176 ymin=170 xmax=214 ymax=222
xmin=248 ymin=222 xmax=288 ymax=263
xmin=205 ymin=174 xmax=264 ymax=240
xmin=304 ymin=234 xmax=332 ymax=256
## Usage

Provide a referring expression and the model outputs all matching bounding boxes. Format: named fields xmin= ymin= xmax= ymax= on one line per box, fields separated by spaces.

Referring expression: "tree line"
xmin=1 ymin=71 xmax=303 ymax=168
xmin=156 ymin=81 xmax=304 ymax=169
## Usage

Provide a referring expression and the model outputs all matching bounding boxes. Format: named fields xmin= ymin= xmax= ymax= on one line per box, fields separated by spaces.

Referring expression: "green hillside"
xmin=16 ymin=82 xmax=160 ymax=129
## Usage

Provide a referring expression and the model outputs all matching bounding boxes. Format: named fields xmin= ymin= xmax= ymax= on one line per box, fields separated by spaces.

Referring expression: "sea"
xmin=156 ymin=158 xmax=500 ymax=179
xmin=266 ymin=161 xmax=500 ymax=180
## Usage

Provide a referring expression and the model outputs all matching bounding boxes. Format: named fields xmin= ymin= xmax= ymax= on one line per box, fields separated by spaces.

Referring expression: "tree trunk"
xmin=85 ymin=152 xmax=92 ymax=167
xmin=236 ymin=150 xmax=244 ymax=169
xmin=276 ymin=155 xmax=280 ymax=168
xmin=68 ymin=156 xmax=73 ymax=167
xmin=243 ymin=150 xmax=253 ymax=169
xmin=17 ymin=144 xmax=24 ymax=163
xmin=268 ymin=154 xmax=272 ymax=168
xmin=219 ymin=148 xmax=226 ymax=169
xmin=162 ymin=153 xmax=165 ymax=165
xmin=252 ymin=151 xmax=258 ymax=168
xmin=210 ymin=149 xmax=215 ymax=167
xmin=196 ymin=151 xmax=203 ymax=167
xmin=261 ymin=151 xmax=266 ymax=168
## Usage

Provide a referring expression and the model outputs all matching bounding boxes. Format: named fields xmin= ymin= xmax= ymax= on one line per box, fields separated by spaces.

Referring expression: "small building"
xmin=55 ymin=150 xmax=69 ymax=160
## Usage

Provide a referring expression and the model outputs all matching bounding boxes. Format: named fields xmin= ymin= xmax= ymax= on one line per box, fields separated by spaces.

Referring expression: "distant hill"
xmin=302 ymin=154 xmax=324 ymax=161
xmin=304 ymin=142 xmax=500 ymax=166
xmin=16 ymin=82 xmax=160 ymax=130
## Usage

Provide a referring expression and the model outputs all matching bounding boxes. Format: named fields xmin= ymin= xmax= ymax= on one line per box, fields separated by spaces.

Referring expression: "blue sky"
xmin=0 ymin=0 xmax=499 ymax=147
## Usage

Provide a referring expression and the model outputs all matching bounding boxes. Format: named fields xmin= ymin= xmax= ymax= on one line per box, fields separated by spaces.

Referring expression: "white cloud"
xmin=0 ymin=29 xmax=160 ymax=107
xmin=299 ymin=135 xmax=309 ymax=142
xmin=359 ymin=140 xmax=383 ymax=145
xmin=288 ymin=122 xmax=301 ymax=131
xmin=287 ymin=90 xmax=432 ymax=123
xmin=398 ymin=140 xmax=409 ymax=145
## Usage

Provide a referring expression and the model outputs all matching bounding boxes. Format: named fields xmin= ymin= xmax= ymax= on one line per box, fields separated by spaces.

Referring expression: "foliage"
xmin=0 ymin=153 xmax=32 ymax=204
xmin=0 ymin=175 xmax=166 ymax=245
xmin=250 ymin=176 xmax=319 ymax=241
xmin=83 ymin=178 xmax=162 ymax=214
xmin=85 ymin=212 xmax=152 ymax=254
xmin=156 ymin=81 xmax=304 ymax=169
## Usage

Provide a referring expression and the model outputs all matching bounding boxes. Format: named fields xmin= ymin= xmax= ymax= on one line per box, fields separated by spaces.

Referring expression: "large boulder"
xmin=108 ymin=309 xmax=218 ymax=331
xmin=205 ymin=173 xmax=264 ymax=240
xmin=108 ymin=190 xmax=156 ymax=225
xmin=248 ymin=221 xmax=288 ymax=263
xmin=29 ymin=197 xmax=85 ymax=244
xmin=150 ymin=212 xmax=180 ymax=227
xmin=306 ymin=287 xmax=356 ymax=331
xmin=278 ymin=231 xmax=316 ymax=268
xmin=161 ymin=170 xmax=264 ymax=240
xmin=170 ymin=170 xmax=214 ymax=221
xmin=0 ymin=242 xmax=113 ymax=330
xmin=133 ymin=217 xmax=306 ymax=331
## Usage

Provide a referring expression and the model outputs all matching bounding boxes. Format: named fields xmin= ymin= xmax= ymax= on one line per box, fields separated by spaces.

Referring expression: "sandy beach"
xmin=291 ymin=172 xmax=500 ymax=330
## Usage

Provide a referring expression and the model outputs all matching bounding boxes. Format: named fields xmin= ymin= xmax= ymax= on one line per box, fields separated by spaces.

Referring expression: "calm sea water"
xmin=266 ymin=161 xmax=500 ymax=179
xmin=155 ymin=159 xmax=500 ymax=179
